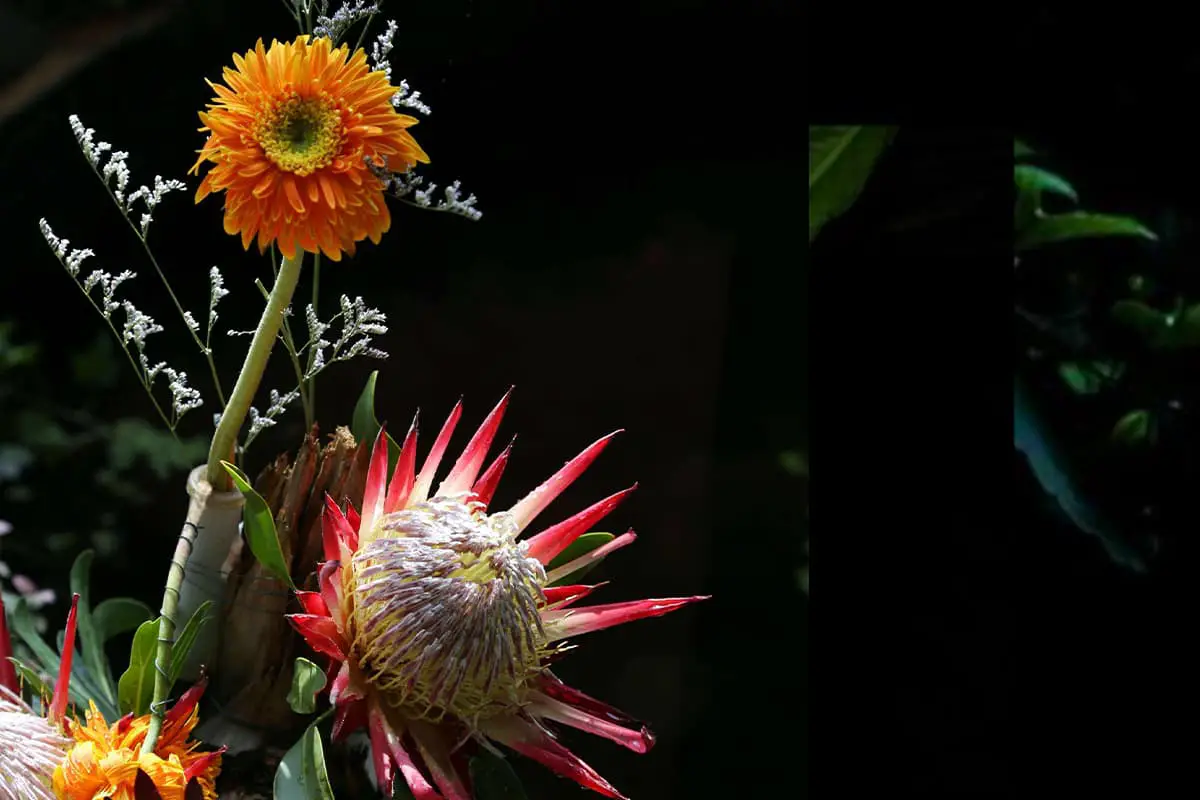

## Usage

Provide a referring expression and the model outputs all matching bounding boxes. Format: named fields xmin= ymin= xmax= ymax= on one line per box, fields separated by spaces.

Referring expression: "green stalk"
xmin=205 ymin=251 xmax=305 ymax=489
xmin=140 ymin=521 xmax=198 ymax=755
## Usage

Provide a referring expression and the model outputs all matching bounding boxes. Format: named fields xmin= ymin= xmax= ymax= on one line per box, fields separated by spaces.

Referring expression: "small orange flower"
xmin=191 ymin=35 xmax=429 ymax=261
xmin=52 ymin=682 xmax=223 ymax=800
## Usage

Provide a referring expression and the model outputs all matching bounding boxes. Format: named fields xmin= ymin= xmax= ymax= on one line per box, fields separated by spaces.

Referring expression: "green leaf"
xmin=779 ymin=450 xmax=809 ymax=478
xmin=169 ymin=600 xmax=214 ymax=686
xmin=274 ymin=723 xmax=336 ymax=800
xmin=1112 ymin=300 xmax=1172 ymax=347
xmin=1057 ymin=360 xmax=1125 ymax=394
xmin=546 ymin=532 xmax=615 ymax=586
xmin=93 ymin=598 xmax=154 ymax=643
xmin=7 ymin=597 xmax=62 ymax=682
xmin=1112 ymin=409 xmax=1155 ymax=446
xmin=809 ymin=125 xmax=897 ymax=243
xmin=287 ymin=657 xmax=327 ymax=715
xmin=470 ymin=749 xmax=531 ymax=800
xmin=351 ymin=370 xmax=402 ymax=467
xmin=1057 ymin=362 xmax=1101 ymax=395
xmin=117 ymin=617 xmax=160 ymax=715
xmin=1015 ymin=165 xmax=1078 ymax=230
xmin=1171 ymin=303 xmax=1200 ymax=347
xmin=222 ymin=461 xmax=295 ymax=589
xmin=69 ymin=549 xmax=115 ymax=707
xmin=1015 ymin=139 xmax=1036 ymax=159
xmin=7 ymin=656 xmax=52 ymax=702
xmin=1015 ymin=212 xmax=1157 ymax=251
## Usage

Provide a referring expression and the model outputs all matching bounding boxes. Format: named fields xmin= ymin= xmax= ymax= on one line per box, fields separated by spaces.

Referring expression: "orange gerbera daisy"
xmin=52 ymin=678 xmax=224 ymax=800
xmin=1 ymin=594 xmax=223 ymax=799
xmin=190 ymin=35 xmax=429 ymax=261
xmin=288 ymin=391 xmax=709 ymax=799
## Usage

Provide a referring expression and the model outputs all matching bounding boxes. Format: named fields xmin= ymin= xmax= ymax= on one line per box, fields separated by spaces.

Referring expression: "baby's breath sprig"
xmin=38 ymin=220 xmax=201 ymax=433
xmin=67 ymin=114 xmax=228 ymax=408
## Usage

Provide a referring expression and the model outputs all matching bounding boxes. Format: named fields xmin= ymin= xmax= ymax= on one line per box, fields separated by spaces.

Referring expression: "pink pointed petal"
xmin=322 ymin=494 xmax=358 ymax=562
xmin=407 ymin=719 xmax=472 ymax=800
xmin=525 ymin=484 xmax=637 ymax=564
xmin=411 ymin=399 xmax=463 ymax=504
xmin=0 ymin=593 xmax=17 ymax=694
xmin=543 ymin=530 xmax=638 ymax=585
xmin=359 ymin=425 xmax=391 ymax=538
xmin=346 ymin=502 xmax=362 ymax=532
xmin=295 ymin=590 xmax=329 ymax=617
xmin=368 ymin=703 xmax=396 ymax=796
xmin=332 ymin=695 xmax=369 ymax=741
xmin=541 ymin=583 xmax=606 ymax=609
xmin=482 ymin=716 xmax=627 ymax=799
xmin=508 ymin=431 xmax=623 ymax=533
xmin=165 ymin=672 xmax=209 ymax=727
xmin=470 ymin=436 xmax=515 ymax=509
xmin=537 ymin=672 xmax=643 ymax=729
xmin=184 ymin=745 xmax=227 ymax=782
xmin=50 ymin=593 xmax=80 ymax=723
xmin=329 ymin=660 xmax=367 ymax=706
xmin=385 ymin=415 xmax=420 ymax=513
xmin=542 ymin=596 xmax=710 ymax=643
xmin=318 ymin=561 xmax=345 ymax=629
xmin=437 ymin=388 xmax=512 ymax=497
xmin=287 ymin=613 xmax=348 ymax=661
xmin=531 ymin=692 xmax=655 ymax=754
xmin=370 ymin=703 xmax=444 ymax=799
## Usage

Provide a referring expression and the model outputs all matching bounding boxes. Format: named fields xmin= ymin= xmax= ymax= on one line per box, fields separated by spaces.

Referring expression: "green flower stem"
xmin=140 ymin=520 xmax=198 ymax=755
xmin=205 ymin=251 xmax=305 ymax=489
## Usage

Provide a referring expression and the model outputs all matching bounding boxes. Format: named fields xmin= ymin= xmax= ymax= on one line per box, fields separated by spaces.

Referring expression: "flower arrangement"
xmin=2 ymin=2 xmax=708 ymax=797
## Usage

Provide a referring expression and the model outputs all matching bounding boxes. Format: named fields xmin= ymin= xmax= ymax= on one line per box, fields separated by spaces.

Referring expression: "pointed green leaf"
xmin=287 ymin=657 xmax=327 ymax=715
xmin=1015 ymin=165 xmax=1078 ymax=205
xmin=274 ymin=722 xmax=336 ymax=800
xmin=93 ymin=598 xmax=154 ymax=643
xmin=169 ymin=600 xmax=214 ymax=686
xmin=117 ymin=617 xmax=160 ymax=715
xmin=7 ymin=597 xmax=61 ymax=680
xmin=470 ymin=748 xmax=531 ymax=800
xmin=1015 ymin=139 xmax=1036 ymax=158
xmin=1112 ymin=300 xmax=1171 ymax=347
xmin=809 ymin=125 xmax=897 ymax=243
xmin=1112 ymin=409 xmax=1155 ymax=446
xmin=69 ymin=549 xmax=116 ymax=706
xmin=1057 ymin=362 xmax=1101 ymax=395
xmin=1016 ymin=212 xmax=1157 ymax=251
xmin=221 ymin=461 xmax=295 ymax=589
xmin=1057 ymin=361 xmax=1126 ymax=395
xmin=1170 ymin=303 xmax=1200 ymax=348
xmin=351 ymin=370 xmax=402 ymax=467
xmin=7 ymin=656 xmax=52 ymax=701
xmin=1015 ymin=165 xmax=1078 ymax=230
xmin=546 ymin=532 xmax=615 ymax=586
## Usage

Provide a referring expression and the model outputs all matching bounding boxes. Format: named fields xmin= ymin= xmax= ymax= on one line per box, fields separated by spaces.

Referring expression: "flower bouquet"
xmin=1 ymin=2 xmax=708 ymax=798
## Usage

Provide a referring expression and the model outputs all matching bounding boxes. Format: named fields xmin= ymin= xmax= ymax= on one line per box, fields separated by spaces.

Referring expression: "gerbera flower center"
xmin=254 ymin=94 xmax=344 ymax=176
xmin=349 ymin=496 xmax=548 ymax=724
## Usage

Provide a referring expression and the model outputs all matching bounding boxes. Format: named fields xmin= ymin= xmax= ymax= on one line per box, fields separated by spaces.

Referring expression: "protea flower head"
xmin=287 ymin=390 xmax=709 ymax=799
xmin=0 ymin=593 xmax=72 ymax=800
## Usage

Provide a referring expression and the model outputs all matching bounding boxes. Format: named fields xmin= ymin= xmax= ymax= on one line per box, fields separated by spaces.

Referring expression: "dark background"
xmin=0 ymin=1 xmax=801 ymax=798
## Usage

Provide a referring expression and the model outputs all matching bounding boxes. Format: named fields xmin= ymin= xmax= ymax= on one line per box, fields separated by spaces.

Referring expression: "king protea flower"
xmin=0 ymin=592 xmax=223 ymax=799
xmin=0 ymin=593 xmax=72 ymax=800
xmin=287 ymin=391 xmax=709 ymax=799
xmin=190 ymin=35 xmax=429 ymax=261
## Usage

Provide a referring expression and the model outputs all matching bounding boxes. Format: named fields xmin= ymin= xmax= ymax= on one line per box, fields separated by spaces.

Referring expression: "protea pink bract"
xmin=287 ymin=390 xmax=708 ymax=799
